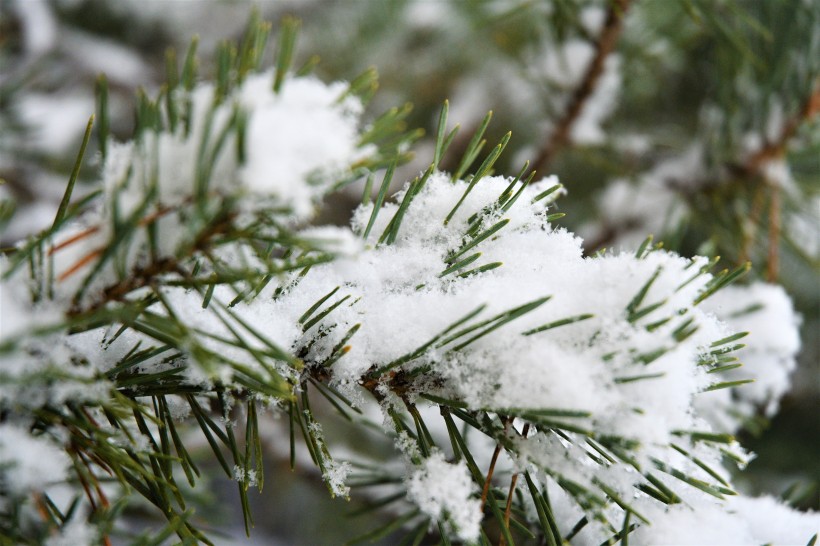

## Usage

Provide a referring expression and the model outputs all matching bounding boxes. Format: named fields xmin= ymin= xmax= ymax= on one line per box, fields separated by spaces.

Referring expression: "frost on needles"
xmin=1 ymin=18 xmax=818 ymax=546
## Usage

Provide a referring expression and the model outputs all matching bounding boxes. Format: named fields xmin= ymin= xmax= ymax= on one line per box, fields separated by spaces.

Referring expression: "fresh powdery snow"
xmin=0 ymin=424 xmax=70 ymax=496
xmin=699 ymin=282 xmax=803 ymax=432
xmin=2 ymin=62 xmax=817 ymax=542
xmin=252 ymin=171 xmax=814 ymax=542
xmin=406 ymin=451 xmax=482 ymax=542
xmin=44 ymin=70 xmax=374 ymax=306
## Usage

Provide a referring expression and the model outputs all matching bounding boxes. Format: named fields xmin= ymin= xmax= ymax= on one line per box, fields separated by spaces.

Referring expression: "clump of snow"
xmin=41 ymin=70 xmax=374 ymax=307
xmin=323 ymin=458 xmax=352 ymax=499
xmin=761 ymin=158 xmax=794 ymax=189
xmin=11 ymin=0 xmax=58 ymax=57
xmin=0 ymin=261 xmax=108 ymax=409
xmin=632 ymin=494 xmax=820 ymax=545
xmin=788 ymin=193 xmax=820 ymax=259
xmin=0 ymin=424 xmax=70 ymax=496
xmin=297 ymin=226 xmax=364 ymax=258
xmin=237 ymin=74 xmax=374 ymax=218
xmin=231 ymin=168 xmax=810 ymax=541
xmin=61 ymin=29 xmax=153 ymax=85
xmin=406 ymin=451 xmax=482 ymax=542
xmin=269 ymin=173 xmax=725 ymax=449
xmin=107 ymin=71 xmax=371 ymax=219
xmin=16 ymin=92 xmax=95 ymax=156
xmin=698 ymin=282 xmax=802 ymax=431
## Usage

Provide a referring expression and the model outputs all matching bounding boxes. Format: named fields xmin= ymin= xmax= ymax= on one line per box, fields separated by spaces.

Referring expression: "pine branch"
xmin=734 ymin=81 xmax=819 ymax=280
xmin=3 ymin=7 xmax=816 ymax=545
xmin=528 ymin=0 xmax=632 ymax=175
xmin=738 ymin=82 xmax=820 ymax=177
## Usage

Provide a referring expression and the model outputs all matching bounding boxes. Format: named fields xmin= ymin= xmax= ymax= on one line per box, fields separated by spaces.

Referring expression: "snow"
xmin=112 ymin=70 xmax=371 ymax=217
xmin=12 ymin=0 xmax=58 ymax=57
xmin=0 ymin=29 xmax=812 ymax=543
xmin=0 ymin=424 xmax=70 ymax=496
xmin=587 ymin=146 xmax=702 ymax=248
xmin=406 ymin=451 xmax=482 ymax=542
xmin=699 ymin=282 xmax=802 ymax=431
xmin=322 ymin=458 xmax=353 ymax=499
xmin=297 ymin=226 xmax=364 ymax=258
xmin=60 ymin=29 xmax=153 ymax=85
xmin=788 ymin=194 xmax=820 ymax=259
xmin=16 ymin=92 xmax=96 ymax=156
xmin=761 ymin=158 xmax=796 ymax=189
xmin=266 ymin=172 xmax=727 ymax=453
xmin=404 ymin=0 xmax=455 ymax=29
xmin=237 ymin=74 xmax=374 ymax=219
xmin=632 ymin=494 xmax=820 ymax=545
xmin=44 ymin=519 xmax=97 ymax=546
xmin=40 ymin=70 xmax=374 ymax=307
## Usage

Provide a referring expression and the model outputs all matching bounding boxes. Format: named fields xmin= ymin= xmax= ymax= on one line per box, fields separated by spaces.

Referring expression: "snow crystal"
xmin=395 ymin=430 xmax=421 ymax=461
xmin=406 ymin=451 xmax=482 ymax=542
xmin=233 ymin=465 xmax=259 ymax=488
xmin=323 ymin=458 xmax=352 ymax=498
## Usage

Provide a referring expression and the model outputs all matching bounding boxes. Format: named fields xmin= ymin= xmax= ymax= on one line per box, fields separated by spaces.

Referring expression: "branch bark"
xmin=528 ymin=0 xmax=631 ymax=176
xmin=740 ymin=83 xmax=820 ymax=176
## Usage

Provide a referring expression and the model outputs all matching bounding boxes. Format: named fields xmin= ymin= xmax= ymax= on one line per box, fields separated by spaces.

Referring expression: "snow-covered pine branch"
xmin=1 ymin=15 xmax=817 ymax=546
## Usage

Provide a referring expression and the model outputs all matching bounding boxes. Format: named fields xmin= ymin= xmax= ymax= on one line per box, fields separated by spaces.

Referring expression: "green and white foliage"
xmin=0 ymin=14 xmax=817 ymax=546
xmin=0 ymin=18 xmax=409 ymax=544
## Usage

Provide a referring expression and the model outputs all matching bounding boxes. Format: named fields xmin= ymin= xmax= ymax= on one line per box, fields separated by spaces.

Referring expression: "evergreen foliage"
xmin=1 ymin=3 xmax=818 ymax=545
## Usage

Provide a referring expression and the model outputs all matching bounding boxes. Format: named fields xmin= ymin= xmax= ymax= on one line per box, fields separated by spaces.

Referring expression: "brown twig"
xmin=32 ymin=493 xmax=53 ymax=525
xmin=52 ymin=204 xmax=177 ymax=282
xmin=48 ymin=226 xmax=101 ymax=254
xmin=498 ymin=423 xmax=529 ymax=546
xmin=499 ymin=473 xmax=520 ymax=546
xmin=57 ymin=248 xmax=104 ymax=282
xmin=480 ymin=443 xmax=503 ymax=510
xmin=479 ymin=417 xmax=513 ymax=512
xmin=737 ymin=83 xmax=819 ymax=278
xmin=738 ymin=183 xmax=766 ymax=265
xmin=528 ymin=0 xmax=631 ymax=176
xmin=767 ymin=183 xmax=782 ymax=282
xmin=740 ymin=84 xmax=820 ymax=177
